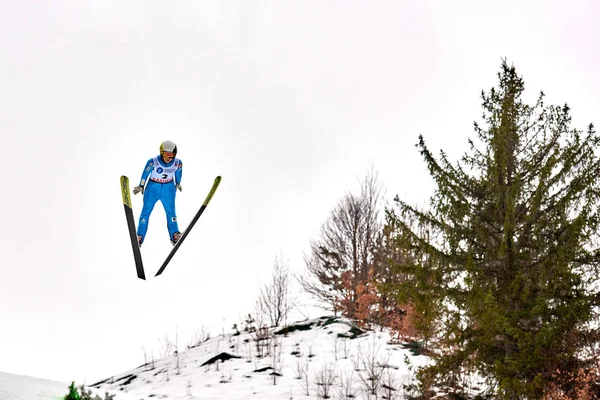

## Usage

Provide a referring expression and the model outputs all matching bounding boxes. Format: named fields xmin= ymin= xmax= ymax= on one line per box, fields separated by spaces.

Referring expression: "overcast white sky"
xmin=1 ymin=0 xmax=599 ymax=385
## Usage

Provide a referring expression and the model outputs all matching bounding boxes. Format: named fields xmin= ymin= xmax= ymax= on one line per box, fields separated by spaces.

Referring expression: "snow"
xmin=0 ymin=372 xmax=67 ymax=400
xmin=1 ymin=316 xmax=431 ymax=399
xmin=0 ymin=371 xmax=141 ymax=400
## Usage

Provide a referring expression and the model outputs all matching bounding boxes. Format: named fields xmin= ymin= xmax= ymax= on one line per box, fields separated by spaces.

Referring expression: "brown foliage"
xmin=335 ymin=267 xmax=419 ymax=340
xmin=543 ymin=367 xmax=600 ymax=400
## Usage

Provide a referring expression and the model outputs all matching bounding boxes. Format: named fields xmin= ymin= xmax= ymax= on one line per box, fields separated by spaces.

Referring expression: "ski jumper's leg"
xmin=137 ymin=181 xmax=160 ymax=241
xmin=161 ymin=183 xmax=180 ymax=240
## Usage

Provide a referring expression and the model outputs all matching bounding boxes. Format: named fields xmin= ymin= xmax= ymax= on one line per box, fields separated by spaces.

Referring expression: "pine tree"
xmin=375 ymin=217 xmax=438 ymax=345
xmin=64 ymin=382 xmax=81 ymax=400
xmin=63 ymin=382 xmax=115 ymax=400
xmin=388 ymin=60 xmax=600 ymax=399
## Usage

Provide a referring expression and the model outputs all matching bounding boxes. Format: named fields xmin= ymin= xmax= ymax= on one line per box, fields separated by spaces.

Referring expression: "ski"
xmin=120 ymin=175 xmax=146 ymax=280
xmin=155 ymin=175 xmax=222 ymax=277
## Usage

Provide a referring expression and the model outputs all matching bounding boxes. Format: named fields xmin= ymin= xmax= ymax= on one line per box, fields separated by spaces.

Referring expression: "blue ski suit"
xmin=136 ymin=156 xmax=182 ymax=243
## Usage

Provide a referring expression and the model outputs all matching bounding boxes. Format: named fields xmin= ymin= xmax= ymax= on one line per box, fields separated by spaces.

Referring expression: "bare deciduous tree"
xmin=254 ymin=325 xmax=271 ymax=359
xmin=315 ymin=362 xmax=337 ymax=399
xmin=175 ymin=325 xmax=180 ymax=375
xmin=142 ymin=347 xmax=153 ymax=369
xmin=257 ymin=252 xmax=295 ymax=328
xmin=270 ymin=335 xmax=284 ymax=385
xmin=351 ymin=335 xmax=389 ymax=397
xmin=340 ymin=336 xmax=351 ymax=359
xmin=306 ymin=337 xmax=316 ymax=360
xmin=188 ymin=324 xmax=211 ymax=349
xmin=298 ymin=357 xmax=311 ymax=396
xmin=381 ymin=368 xmax=400 ymax=400
xmin=294 ymin=353 xmax=306 ymax=380
xmin=299 ymin=168 xmax=383 ymax=318
xmin=159 ymin=334 xmax=175 ymax=359
xmin=337 ymin=370 xmax=358 ymax=400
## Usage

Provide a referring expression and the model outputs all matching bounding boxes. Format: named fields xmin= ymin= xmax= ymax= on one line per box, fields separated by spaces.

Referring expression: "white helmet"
xmin=160 ymin=140 xmax=177 ymax=158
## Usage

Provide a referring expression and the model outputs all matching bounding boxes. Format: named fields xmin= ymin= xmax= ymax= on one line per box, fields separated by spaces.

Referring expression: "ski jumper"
xmin=136 ymin=156 xmax=182 ymax=243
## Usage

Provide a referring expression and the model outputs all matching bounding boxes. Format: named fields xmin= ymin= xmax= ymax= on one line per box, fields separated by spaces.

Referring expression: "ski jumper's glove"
xmin=133 ymin=185 xmax=144 ymax=195
xmin=176 ymin=184 xmax=182 ymax=192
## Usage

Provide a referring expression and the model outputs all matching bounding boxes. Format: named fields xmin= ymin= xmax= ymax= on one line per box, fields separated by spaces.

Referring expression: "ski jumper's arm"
xmin=139 ymin=158 xmax=154 ymax=186
xmin=175 ymin=160 xmax=183 ymax=185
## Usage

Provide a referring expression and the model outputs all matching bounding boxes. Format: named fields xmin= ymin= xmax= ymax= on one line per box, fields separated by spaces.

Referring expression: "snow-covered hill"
xmin=0 ymin=317 xmax=431 ymax=400
xmin=0 ymin=371 xmax=68 ymax=400
xmin=91 ymin=316 xmax=431 ymax=399
xmin=0 ymin=370 xmax=144 ymax=400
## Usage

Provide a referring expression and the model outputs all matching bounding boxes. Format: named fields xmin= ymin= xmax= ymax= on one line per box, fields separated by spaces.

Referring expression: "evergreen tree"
xmin=375 ymin=215 xmax=441 ymax=346
xmin=64 ymin=382 xmax=80 ymax=400
xmin=388 ymin=60 xmax=600 ymax=399
xmin=63 ymin=382 xmax=115 ymax=400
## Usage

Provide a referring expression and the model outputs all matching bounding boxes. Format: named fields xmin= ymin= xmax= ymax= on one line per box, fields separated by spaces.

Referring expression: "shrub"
xmin=63 ymin=382 xmax=115 ymax=400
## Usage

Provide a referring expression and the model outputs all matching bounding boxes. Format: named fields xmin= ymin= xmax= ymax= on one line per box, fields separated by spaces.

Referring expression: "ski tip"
xmin=121 ymin=178 xmax=133 ymax=208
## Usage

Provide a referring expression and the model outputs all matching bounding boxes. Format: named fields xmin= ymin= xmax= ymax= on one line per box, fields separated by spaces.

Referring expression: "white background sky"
xmin=1 ymin=0 xmax=599 ymax=385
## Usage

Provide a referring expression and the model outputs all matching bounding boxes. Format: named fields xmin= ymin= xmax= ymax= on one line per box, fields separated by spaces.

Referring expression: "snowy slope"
xmin=0 ymin=371 xmax=68 ymax=400
xmin=0 ymin=370 xmax=142 ymax=400
xmin=91 ymin=316 xmax=431 ymax=400
xmin=0 ymin=317 xmax=431 ymax=400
